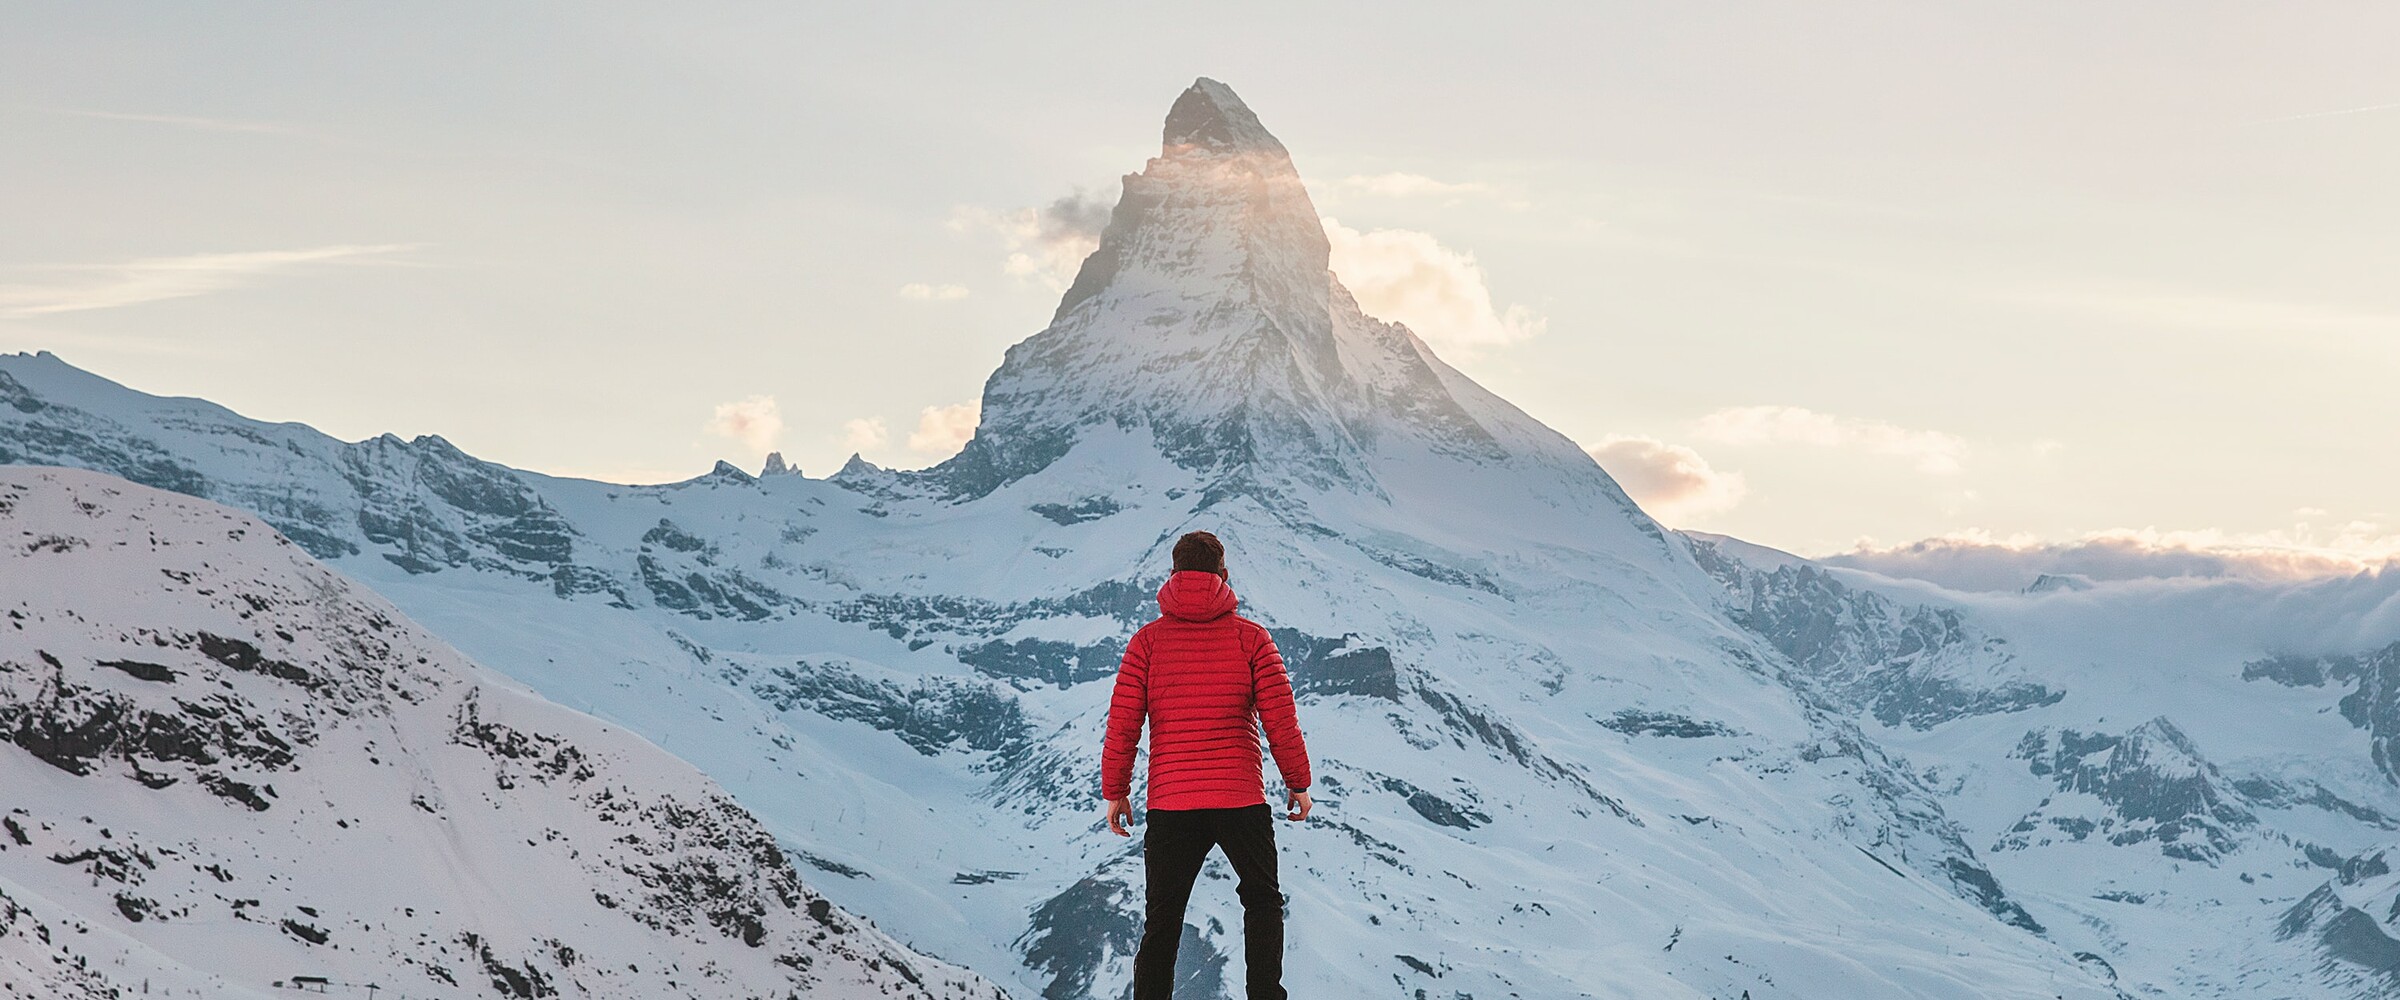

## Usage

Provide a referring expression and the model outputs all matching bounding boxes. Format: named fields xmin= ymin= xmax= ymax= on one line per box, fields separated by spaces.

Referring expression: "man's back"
xmin=1101 ymin=570 xmax=1311 ymax=810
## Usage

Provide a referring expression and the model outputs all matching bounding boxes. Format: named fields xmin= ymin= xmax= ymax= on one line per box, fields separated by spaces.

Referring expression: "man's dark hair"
xmin=1172 ymin=531 xmax=1226 ymax=574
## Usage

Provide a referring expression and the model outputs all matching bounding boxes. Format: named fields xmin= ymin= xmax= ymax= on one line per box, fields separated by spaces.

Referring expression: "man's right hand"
xmin=1104 ymin=797 xmax=1133 ymax=837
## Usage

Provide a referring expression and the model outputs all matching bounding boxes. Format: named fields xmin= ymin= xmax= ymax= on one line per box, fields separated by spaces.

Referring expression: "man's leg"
xmin=1133 ymin=808 xmax=1213 ymax=1000
xmin=1213 ymin=803 xmax=1287 ymax=1000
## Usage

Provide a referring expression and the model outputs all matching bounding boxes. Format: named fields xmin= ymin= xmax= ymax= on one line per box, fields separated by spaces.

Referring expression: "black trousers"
xmin=1133 ymin=803 xmax=1286 ymax=1000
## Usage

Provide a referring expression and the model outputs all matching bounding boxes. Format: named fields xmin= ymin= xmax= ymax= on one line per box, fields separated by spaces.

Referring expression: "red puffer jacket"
xmin=1100 ymin=571 xmax=1311 ymax=810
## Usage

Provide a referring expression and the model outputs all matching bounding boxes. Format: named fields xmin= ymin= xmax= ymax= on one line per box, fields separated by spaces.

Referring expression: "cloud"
xmin=1322 ymin=218 xmax=1545 ymax=357
xmin=29 ymin=107 xmax=294 ymax=134
xmin=1585 ymin=435 xmax=1746 ymax=523
xmin=1329 ymin=173 xmax=1493 ymax=200
xmin=704 ymin=395 xmax=783 ymax=452
xmin=907 ymin=399 xmax=980 ymax=456
xmin=2017 ymin=286 xmax=2400 ymax=340
xmin=1823 ymin=523 xmax=2400 ymax=592
xmin=0 ymin=244 xmax=418 ymax=318
xmin=1693 ymin=405 xmax=1966 ymax=475
xmin=949 ymin=189 xmax=1114 ymax=291
xmin=897 ymin=282 xmax=970 ymax=301
xmin=841 ymin=417 xmax=890 ymax=452
xmin=2244 ymin=100 xmax=2400 ymax=126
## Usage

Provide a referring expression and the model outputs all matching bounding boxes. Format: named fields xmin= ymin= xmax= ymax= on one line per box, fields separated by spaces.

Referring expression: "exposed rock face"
xmin=1689 ymin=536 xmax=2063 ymax=730
xmin=0 ymin=363 xmax=608 ymax=592
xmin=2247 ymin=643 xmax=2400 ymax=785
xmin=2000 ymin=718 xmax=2257 ymax=863
xmin=0 ymin=467 xmax=1003 ymax=1000
xmin=2278 ymin=846 xmax=2400 ymax=997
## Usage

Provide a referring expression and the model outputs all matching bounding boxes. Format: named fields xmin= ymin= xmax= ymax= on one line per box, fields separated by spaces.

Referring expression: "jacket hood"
xmin=1157 ymin=570 xmax=1239 ymax=623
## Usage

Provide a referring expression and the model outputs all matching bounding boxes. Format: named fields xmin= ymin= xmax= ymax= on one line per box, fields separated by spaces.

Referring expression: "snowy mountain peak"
xmin=926 ymin=80 xmax=1651 ymax=543
xmin=2024 ymin=572 xmax=2096 ymax=594
xmin=1047 ymin=77 xmax=1327 ymax=328
xmin=833 ymin=452 xmax=882 ymax=479
xmin=1162 ymin=77 xmax=1289 ymax=158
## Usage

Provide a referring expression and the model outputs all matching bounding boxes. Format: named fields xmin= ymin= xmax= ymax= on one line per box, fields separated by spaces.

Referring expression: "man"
xmin=1101 ymin=530 xmax=1313 ymax=1000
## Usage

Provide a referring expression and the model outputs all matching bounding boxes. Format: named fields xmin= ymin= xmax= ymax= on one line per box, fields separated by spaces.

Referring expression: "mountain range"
xmin=6 ymin=77 xmax=2400 ymax=999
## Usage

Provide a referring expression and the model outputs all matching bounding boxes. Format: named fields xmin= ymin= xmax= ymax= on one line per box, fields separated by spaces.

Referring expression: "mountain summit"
xmin=1162 ymin=77 xmax=1290 ymax=157
xmin=936 ymin=78 xmax=1644 ymax=549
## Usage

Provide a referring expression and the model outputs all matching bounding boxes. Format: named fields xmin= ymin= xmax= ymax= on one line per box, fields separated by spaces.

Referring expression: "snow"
xmin=0 ymin=467 xmax=1003 ymax=1000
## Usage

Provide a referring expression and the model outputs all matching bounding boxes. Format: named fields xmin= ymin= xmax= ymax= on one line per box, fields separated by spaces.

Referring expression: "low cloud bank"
xmin=1824 ymin=525 xmax=2400 ymax=592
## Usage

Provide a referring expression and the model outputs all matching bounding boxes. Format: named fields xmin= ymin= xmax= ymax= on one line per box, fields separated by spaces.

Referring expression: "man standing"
xmin=1102 ymin=530 xmax=1313 ymax=1000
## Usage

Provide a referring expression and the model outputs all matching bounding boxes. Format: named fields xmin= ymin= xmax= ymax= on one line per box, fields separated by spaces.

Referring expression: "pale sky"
xmin=3 ymin=3 xmax=2395 ymax=570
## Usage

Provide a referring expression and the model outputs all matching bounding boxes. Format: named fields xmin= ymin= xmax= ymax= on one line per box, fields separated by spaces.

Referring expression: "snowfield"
xmin=0 ymin=467 xmax=1003 ymax=1000
xmin=4 ymin=76 xmax=2399 ymax=999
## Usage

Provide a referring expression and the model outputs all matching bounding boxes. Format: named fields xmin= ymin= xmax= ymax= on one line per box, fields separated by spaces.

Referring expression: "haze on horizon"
xmin=3 ymin=3 xmax=2395 ymax=585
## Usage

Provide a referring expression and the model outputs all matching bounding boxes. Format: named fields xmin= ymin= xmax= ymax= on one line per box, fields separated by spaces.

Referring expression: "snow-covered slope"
xmin=1685 ymin=539 xmax=2400 ymax=997
xmin=4 ymin=76 xmax=2394 ymax=998
xmin=0 ymin=466 xmax=1003 ymax=1000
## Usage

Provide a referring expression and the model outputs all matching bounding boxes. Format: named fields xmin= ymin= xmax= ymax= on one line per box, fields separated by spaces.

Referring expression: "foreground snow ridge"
xmin=0 ymin=467 xmax=1003 ymax=1000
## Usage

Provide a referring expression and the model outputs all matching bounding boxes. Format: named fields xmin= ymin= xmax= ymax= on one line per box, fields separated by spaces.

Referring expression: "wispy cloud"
xmin=1693 ymin=405 xmax=1967 ymax=475
xmin=2015 ymin=285 xmax=2400 ymax=339
xmin=841 ymin=417 xmax=890 ymax=452
xmin=1323 ymin=218 xmax=1544 ymax=357
xmin=1329 ymin=172 xmax=1492 ymax=199
xmin=2243 ymin=100 xmax=2400 ymax=126
xmin=703 ymin=395 xmax=783 ymax=452
xmin=949 ymin=189 xmax=1114 ymax=291
xmin=0 ymin=245 xmax=420 ymax=318
xmin=1686 ymin=242 xmax=2400 ymax=354
xmin=28 ymin=106 xmax=295 ymax=134
xmin=1585 ymin=435 xmax=1746 ymax=523
xmin=897 ymin=282 xmax=970 ymax=301
xmin=906 ymin=399 xmax=979 ymax=456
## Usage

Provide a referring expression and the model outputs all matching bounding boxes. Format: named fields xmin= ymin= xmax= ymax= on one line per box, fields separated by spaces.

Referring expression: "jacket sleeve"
xmin=1248 ymin=628 xmax=1312 ymax=792
xmin=1099 ymin=631 xmax=1149 ymax=800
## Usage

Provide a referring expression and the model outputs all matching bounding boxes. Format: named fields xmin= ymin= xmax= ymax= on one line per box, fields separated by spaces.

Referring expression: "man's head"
xmin=1172 ymin=530 xmax=1227 ymax=579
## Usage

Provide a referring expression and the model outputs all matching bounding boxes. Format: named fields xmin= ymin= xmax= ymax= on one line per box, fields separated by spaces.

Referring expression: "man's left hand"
xmin=1286 ymin=790 xmax=1312 ymax=822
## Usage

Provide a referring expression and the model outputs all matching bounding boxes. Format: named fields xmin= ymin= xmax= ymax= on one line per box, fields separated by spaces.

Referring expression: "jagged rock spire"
xmin=1050 ymin=77 xmax=1328 ymax=325
xmin=1162 ymin=77 xmax=1290 ymax=157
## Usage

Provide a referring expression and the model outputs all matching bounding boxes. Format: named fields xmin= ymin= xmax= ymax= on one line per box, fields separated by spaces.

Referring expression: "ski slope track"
xmin=6 ymin=77 xmax=2400 ymax=998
